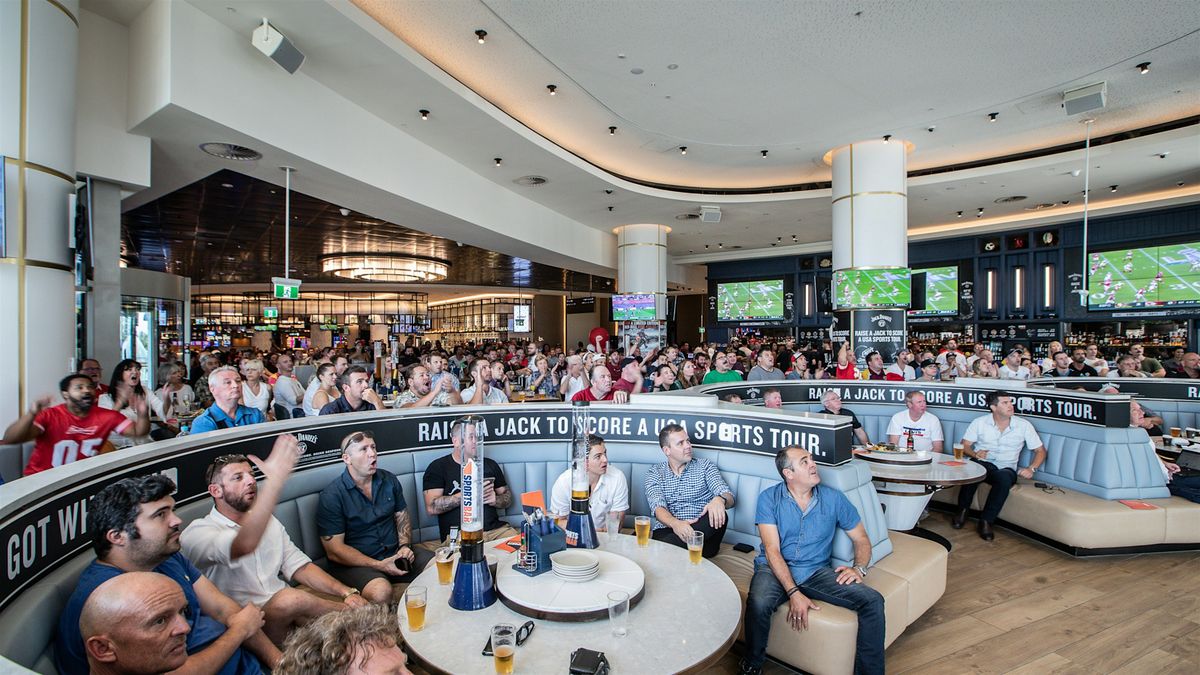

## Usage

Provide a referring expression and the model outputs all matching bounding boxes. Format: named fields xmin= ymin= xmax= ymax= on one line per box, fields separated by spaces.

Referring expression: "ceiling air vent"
xmin=513 ymin=175 xmax=549 ymax=187
xmin=199 ymin=143 xmax=262 ymax=161
xmin=994 ymin=195 xmax=1028 ymax=204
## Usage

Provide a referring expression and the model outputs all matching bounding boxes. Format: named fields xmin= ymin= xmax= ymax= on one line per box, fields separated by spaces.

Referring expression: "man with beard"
xmin=57 ymin=474 xmax=281 ymax=674
xmin=318 ymin=431 xmax=434 ymax=605
xmin=79 ymin=572 xmax=193 ymax=675
xmin=183 ymin=436 xmax=368 ymax=646
xmin=6 ymin=373 xmax=149 ymax=476
xmin=397 ymin=363 xmax=462 ymax=408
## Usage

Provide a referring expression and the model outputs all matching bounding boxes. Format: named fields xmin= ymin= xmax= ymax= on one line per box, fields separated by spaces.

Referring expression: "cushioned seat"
xmin=711 ymin=533 xmax=942 ymax=675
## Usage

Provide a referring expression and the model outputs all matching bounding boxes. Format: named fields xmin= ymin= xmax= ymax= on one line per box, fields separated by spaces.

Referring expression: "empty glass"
xmin=606 ymin=512 xmax=621 ymax=540
xmin=608 ymin=590 xmax=629 ymax=637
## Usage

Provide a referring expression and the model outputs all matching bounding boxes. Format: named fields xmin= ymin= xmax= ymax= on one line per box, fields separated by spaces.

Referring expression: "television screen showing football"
xmin=833 ymin=268 xmax=911 ymax=310
xmin=910 ymin=266 xmax=958 ymax=316
xmin=716 ymin=280 xmax=785 ymax=321
xmin=1087 ymin=241 xmax=1200 ymax=309
xmin=612 ymin=293 xmax=657 ymax=321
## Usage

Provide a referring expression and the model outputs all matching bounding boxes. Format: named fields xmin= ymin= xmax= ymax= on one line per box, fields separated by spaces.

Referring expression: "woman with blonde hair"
xmin=240 ymin=358 xmax=272 ymax=416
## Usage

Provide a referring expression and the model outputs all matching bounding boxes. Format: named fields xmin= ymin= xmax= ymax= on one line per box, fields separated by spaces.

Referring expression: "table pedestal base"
xmin=873 ymin=480 xmax=933 ymax=530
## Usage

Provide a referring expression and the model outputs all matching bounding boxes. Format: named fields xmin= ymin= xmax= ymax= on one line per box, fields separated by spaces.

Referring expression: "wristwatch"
xmin=855 ymin=565 xmax=868 ymax=578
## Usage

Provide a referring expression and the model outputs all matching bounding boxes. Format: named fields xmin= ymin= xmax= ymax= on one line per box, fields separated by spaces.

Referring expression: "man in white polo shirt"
xmin=952 ymin=390 xmax=1047 ymax=540
xmin=886 ymin=391 xmax=944 ymax=453
xmin=549 ymin=434 xmax=629 ymax=532
xmin=997 ymin=349 xmax=1031 ymax=380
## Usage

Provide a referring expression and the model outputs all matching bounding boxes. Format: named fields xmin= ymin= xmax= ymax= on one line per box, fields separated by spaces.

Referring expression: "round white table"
xmin=860 ymin=452 xmax=985 ymax=549
xmin=400 ymin=534 xmax=741 ymax=674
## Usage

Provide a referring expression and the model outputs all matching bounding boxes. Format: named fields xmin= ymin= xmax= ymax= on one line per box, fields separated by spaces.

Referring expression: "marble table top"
xmin=496 ymin=549 xmax=646 ymax=620
xmin=864 ymin=452 xmax=987 ymax=486
xmin=401 ymin=534 xmax=741 ymax=674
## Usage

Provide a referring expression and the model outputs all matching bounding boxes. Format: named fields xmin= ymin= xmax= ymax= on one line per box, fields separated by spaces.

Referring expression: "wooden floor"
xmin=704 ymin=511 xmax=1200 ymax=674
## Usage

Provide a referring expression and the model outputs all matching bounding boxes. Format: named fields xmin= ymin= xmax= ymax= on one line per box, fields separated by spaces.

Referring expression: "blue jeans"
xmin=744 ymin=565 xmax=885 ymax=675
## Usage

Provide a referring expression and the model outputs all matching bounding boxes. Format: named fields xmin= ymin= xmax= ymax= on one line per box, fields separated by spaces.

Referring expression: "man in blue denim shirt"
xmin=741 ymin=446 xmax=884 ymax=675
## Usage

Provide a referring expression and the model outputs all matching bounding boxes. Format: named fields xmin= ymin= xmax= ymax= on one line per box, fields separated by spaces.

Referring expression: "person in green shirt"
xmin=702 ymin=352 xmax=745 ymax=384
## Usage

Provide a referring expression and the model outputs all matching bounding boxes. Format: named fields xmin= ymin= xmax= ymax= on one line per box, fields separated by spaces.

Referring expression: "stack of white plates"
xmin=550 ymin=550 xmax=600 ymax=583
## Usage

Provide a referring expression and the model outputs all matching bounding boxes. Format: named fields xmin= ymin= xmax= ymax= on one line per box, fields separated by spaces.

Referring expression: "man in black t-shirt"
xmin=819 ymin=390 xmax=871 ymax=446
xmin=1067 ymin=348 xmax=1099 ymax=377
xmin=422 ymin=418 xmax=519 ymax=544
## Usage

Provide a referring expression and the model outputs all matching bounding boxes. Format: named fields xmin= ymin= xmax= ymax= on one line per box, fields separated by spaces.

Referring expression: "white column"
xmin=829 ymin=139 xmax=909 ymax=270
xmin=0 ymin=0 xmax=80 ymax=420
xmin=613 ymin=223 xmax=670 ymax=319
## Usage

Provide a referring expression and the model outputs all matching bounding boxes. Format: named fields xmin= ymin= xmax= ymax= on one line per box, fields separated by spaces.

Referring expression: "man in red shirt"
xmin=572 ymin=364 xmax=616 ymax=403
xmin=5 ymin=373 xmax=150 ymax=476
xmin=835 ymin=343 xmax=858 ymax=380
xmin=611 ymin=358 xmax=644 ymax=403
xmin=605 ymin=350 xmax=623 ymax=381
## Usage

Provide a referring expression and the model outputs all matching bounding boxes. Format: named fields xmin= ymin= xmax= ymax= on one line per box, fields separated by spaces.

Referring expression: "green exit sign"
xmin=271 ymin=277 xmax=300 ymax=300
xmin=263 ymin=307 xmax=279 ymax=319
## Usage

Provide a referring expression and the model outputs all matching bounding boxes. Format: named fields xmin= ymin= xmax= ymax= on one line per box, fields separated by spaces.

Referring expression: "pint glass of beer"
xmin=634 ymin=516 xmax=651 ymax=547
xmin=687 ymin=531 xmax=704 ymax=564
xmin=435 ymin=547 xmax=454 ymax=585
xmin=1170 ymin=427 xmax=1182 ymax=438
xmin=492 ymin=624 xmax=516 ymax=674
xmin=953 ymin=444 xmax=965 ymax=461
xmin=405 ymin=585 xmax=427 ymax=631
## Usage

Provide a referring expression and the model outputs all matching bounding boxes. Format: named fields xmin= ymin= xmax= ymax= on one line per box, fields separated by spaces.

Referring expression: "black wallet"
xmin=569 ymin=647 xmax=609 ymax=675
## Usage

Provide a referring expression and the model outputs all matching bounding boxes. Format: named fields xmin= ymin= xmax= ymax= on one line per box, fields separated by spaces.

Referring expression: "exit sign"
xmin=271 ymin=277 xmax=300 ymax=300
xmin=263 ymin=307 xmax=279 ymax=319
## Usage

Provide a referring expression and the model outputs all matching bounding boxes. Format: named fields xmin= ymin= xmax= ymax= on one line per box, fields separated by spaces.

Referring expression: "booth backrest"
xmin=784 ymin=402 xmax=1170 ymax=500
xmin=0 ymin=441 xmax=891 ymax=673
xmin=0 ymin=442 xmax=33 ymax=484
xmin=1143 ymin=398 xmax=1200 ymax=434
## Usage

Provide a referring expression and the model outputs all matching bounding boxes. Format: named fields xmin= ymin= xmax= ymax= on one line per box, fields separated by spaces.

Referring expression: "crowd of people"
xmin=5 ymin=336 xmax=1196 ymax=479
xmin=5 ymin=332 xmax=1197 ymax=674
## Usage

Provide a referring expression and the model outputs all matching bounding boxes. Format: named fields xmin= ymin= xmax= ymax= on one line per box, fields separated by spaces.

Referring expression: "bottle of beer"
xmin=906 ymin=430 xmax=915 ymax=452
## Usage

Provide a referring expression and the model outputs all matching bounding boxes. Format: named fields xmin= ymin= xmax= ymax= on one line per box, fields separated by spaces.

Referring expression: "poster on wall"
xmin=850 ymin=309 xmax=906 ymax=362
xmin=622 ymin=320 xmax=664 ymax=356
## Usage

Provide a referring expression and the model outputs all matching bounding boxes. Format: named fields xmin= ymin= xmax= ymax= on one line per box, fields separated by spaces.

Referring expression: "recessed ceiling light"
xmin=761 ymin=150 xmax=768 ymax=158
xmin=609 ymin=126 xmax=617 ymax=135
xmin=956 ymin=211 xmax=963 ymax=218
xmin=679 ymin=146 xmax=687 ymax=155
xmin=419 ymin=109 xmax=429 ymax=120
xmin=1109 ymin=185 xmax=1118 ymax=192
xmin=475 ymin=29 xmax=487 ymax=44
xmin=1136 ymin=62 xmax=1151 ymax=74
xmin=1157 ymin=152 xmax=1169 ymax=159
xmin=494 ymin=157 xmax=502 ymax=167
xmin=882 ymin=134 xmax=891 ymax=144
xmin=221 ymin=183 xmax=233 ymax=188
xmin=546 ymin=84 xmax=557 ymax=95
xmin=988 ymin=112 xmax=999 ymax=122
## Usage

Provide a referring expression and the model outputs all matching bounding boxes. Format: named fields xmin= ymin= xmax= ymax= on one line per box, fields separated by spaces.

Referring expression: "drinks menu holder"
xmin=512 ymin=524 xmax=566 ymax=578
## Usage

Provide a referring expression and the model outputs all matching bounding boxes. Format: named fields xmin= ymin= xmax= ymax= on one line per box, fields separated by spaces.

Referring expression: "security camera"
xmin=338 ymin=208 xmax=351 ymax=216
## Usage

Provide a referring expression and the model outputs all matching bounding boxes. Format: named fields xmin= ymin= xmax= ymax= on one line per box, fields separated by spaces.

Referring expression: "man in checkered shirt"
xmin=645 ymin=423 xmax=736 ymax=558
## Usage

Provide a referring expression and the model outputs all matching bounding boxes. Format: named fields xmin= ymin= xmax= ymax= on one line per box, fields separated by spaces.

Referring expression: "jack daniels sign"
xmin=1029 ymin=377 xmax=1200 ymax=402
xmin=698 ymin=380 xmax=1130 ymax=428
xmin=0 ymin=405 xmax=849 ymax=613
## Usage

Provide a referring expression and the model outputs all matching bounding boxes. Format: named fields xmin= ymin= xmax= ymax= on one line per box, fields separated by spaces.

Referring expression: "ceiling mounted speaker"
xmin=699 ymin=205 xmax=722 ymax=223
xmin=252 ymin=19 xmax=305 ymax=74
xmin=1063 ymin=82 xmax=1106 ymax=116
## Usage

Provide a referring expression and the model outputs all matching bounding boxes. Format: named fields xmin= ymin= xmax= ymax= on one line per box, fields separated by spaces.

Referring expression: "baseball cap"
xmin=919 ymin=359 xmax=937 ymax=369
xmin=619 ymin=357 xmax=639 ymax=369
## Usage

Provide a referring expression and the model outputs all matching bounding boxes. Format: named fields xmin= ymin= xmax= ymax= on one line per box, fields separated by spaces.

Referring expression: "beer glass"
xmin=687 ymin=531 xmax=704 ymax=564
xmin=492 ymin=624 xmax=516 ymax=674
xmin=1170 ymin=427 xmax=1182 ymax=438
xmin=608 ymin=590 xmax=630 ymax=637
xmin=606 ymin=512 xmax=621 ymax=541
xmin=634 ymin=516 xmax=651 ymax=547
xmin=435 ymin=547 xmax=454 ymax=586
xmin=953 ymin=444 xmax=965 ymax=461
xmin=405 ymin=585 xmax=427 ymax=631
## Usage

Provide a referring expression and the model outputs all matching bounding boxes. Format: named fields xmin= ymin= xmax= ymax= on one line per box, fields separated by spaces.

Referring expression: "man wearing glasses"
xmin=317 ymin=431 xmax=433 ymax=605
xmin=183 ymin=436 xmax=369 ymax=646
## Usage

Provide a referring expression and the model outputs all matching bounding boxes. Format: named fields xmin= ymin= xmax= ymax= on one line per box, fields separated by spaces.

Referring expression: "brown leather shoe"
xmin=951 ymin=508 xmax=968 ymax=529
xmin=978 ymin=520 xmax=994 ymax=541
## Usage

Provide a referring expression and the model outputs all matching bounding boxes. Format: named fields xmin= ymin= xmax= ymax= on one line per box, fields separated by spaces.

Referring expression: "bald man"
xmin=80 ymin=572 xmax=191 ymax=675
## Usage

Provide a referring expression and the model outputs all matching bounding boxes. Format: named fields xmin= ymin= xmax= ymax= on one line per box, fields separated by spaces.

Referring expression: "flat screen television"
xmin=833 ymin=268 xmax=911 ymax=310
xmin=909 ymin=265 xmax=958 ymax=316
xmin=1087 ymin=241 xmax=1200 ymax=309
xmin=612 ymin=293 xmax=656 ymax=321
xmin=716 ymin=279 xmax=786 ymax=321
